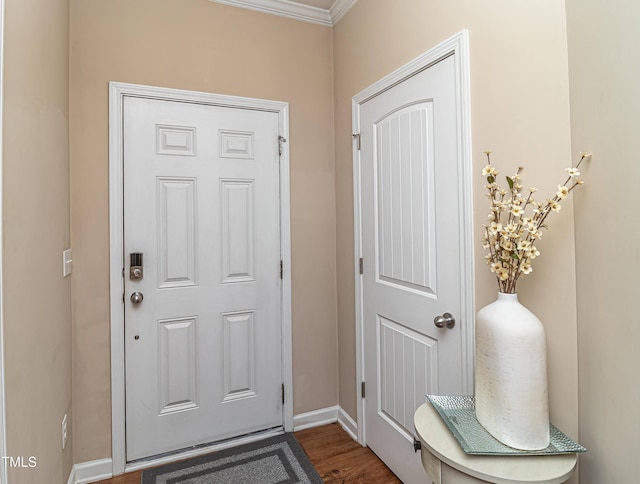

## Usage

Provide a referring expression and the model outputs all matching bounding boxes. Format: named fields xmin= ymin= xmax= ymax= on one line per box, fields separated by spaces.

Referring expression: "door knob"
xmin=130 ymin=292 xmax=144 ymax=305
xmin=434 ymin=312 xmax=455 ymax=329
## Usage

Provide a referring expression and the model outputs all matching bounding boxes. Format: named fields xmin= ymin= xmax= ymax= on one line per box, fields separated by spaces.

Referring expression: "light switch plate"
xmin=63 ymin=249 xmax=72 ymax=277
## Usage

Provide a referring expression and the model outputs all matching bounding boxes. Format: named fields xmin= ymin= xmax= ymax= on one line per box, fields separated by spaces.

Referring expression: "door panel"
xmin=221 ymin=180 xmax=255 ymax=283
xmin=360 ymin=54 xmax=463 ymax=483
xmin=222 ymin=310 xmax=257 ymax=401
xmin=376 ymin=102 xmax=436 ymax=294
xmin=378 ymin=316 xmax=438 ymax=435
xmin=157 ymin=317 xmax=198 ymax=414
xmin=157 ymin=177 xmax=197 ymax=288
xmin=123 ymin=97 xmax=282 ymax=461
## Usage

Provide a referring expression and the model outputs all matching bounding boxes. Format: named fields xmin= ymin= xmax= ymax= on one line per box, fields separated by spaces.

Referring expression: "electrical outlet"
xmin=61 ymin=414 xmax=67 ymax=450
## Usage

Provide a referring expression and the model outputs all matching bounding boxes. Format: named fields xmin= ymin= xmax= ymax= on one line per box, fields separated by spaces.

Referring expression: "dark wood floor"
xmin=96 ymin=423 xmax=401 ymax=483
xmin=296 ymin=424 xmax=401 ymax=483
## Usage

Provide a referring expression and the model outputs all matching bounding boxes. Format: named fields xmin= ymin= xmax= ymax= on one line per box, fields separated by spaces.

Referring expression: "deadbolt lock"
xmin=130 ymin=252 xmax=143 ymax=280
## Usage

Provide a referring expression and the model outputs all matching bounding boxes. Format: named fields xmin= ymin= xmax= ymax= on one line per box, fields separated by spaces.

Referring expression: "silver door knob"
xmin=434 ymin=312 xmax=455 ymax=329
xmin=130 ymin=292 xmax=144 ymax=305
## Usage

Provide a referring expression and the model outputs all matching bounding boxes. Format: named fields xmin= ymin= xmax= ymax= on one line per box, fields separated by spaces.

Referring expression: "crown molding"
xmin=211 ymin=0 xmax=357 ymax=27
xmin=329 ymin=0 xmax=357 ymax=24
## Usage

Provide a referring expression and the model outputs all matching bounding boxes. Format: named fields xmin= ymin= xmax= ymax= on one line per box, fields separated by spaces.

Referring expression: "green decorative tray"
xmin=426 ymin=395 xmax=587 ymax=456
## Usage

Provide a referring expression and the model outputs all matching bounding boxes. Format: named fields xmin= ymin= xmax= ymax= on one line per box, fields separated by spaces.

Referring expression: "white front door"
xmin=359 ymin=54 xmax=465 ymax=483
xmin=123 ymin=96 xmax=283 ymax=461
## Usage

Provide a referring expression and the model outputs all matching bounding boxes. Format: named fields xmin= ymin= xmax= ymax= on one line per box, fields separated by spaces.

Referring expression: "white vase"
xmin=475 ymin=292 xmax=550 ymax=450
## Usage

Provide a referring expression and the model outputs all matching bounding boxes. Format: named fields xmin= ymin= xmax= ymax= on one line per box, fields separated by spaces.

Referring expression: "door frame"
xmin=351 ymin=31 xmax=474 ymax=445
xmin=108 ymin=82 xmax=293 ymax=474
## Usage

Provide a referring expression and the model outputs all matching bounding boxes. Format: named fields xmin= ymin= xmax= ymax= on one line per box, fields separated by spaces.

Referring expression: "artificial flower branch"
xmin=482 ymin=151 xmax=591 ymax=294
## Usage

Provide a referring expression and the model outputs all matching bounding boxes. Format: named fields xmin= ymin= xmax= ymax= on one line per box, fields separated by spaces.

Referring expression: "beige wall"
xmin=333 ymin=1 xmax=579 ymax=467
xmin=566 ymin=0 xmax=640 ymax=482
xmin=2 ymin=0 xmax=73 ymax=481
xmin=69 ymin=0 xmax=337 ymax=462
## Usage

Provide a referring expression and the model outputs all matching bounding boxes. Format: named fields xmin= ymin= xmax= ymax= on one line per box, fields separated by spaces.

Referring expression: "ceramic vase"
xmin=475 ymin=292 xmax=550 ymax=450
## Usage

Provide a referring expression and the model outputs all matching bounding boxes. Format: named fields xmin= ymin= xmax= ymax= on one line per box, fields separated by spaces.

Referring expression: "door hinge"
xmin=413 ymin=436 xmax=422 ymax=452
xmin=359 ymin=257 xmax=364 ymax=275
xmin=278 ymin=135 xmax=287 ymax=156
xmin=352 ymin=133 xmax=361 ymax=151
xmin=361 ymin=381 xmax=366 ymax=398
xmin=282 ymin=383 xmax=285 ymax=404
xmin=280 ymin=260 xmax=283 ymax=279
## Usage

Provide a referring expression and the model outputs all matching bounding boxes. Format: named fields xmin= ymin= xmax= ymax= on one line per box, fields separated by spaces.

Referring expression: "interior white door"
xmin=360 ymin=54 xmax=464 ymax=483
xmin=123 ymin=96 xmax=283 ymax=461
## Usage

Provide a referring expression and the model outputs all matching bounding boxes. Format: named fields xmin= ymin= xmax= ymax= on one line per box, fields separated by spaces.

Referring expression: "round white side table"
xmin=414 ymin=403 xmax=577 ymax=484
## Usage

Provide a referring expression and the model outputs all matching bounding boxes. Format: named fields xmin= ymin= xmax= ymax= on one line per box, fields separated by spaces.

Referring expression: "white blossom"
xmin=520 ymin=262 xmax=533 ymax=274
xmin=557 ymin=185 xmax=569 ymax=199
xmin=481 ymin=151 xmax=588 ymax=293
xmin=548 ymin=199 xmax=561 ymax=212
xmin=482 ymin=165 xmax=498 ymax=177
xmin=565 ymin=167 xmax=580 ymax=178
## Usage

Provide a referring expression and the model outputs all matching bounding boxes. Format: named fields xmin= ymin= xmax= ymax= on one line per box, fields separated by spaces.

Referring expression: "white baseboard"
xmin=293 ymin=405 xmax=360 ymax=442
xmin=337 ymin=407 xmax=358 ymax=442
xmin=293 ymin=405 xmax=339 ymax=431
xmin=67 ymin=458 xmax=113 ymax=484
